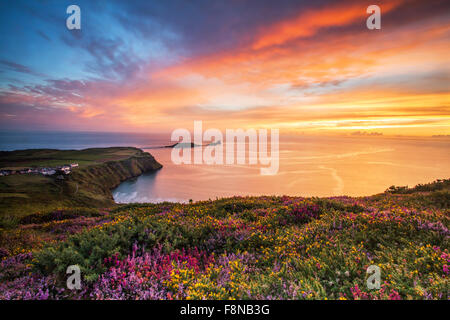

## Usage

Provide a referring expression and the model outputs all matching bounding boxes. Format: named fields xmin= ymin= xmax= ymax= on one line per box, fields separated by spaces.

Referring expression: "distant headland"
xmin=0 ymin=147 xmax=162 ymax=216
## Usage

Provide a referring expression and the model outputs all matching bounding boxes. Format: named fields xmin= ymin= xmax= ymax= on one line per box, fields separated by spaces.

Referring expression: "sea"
xmin=1 ymin=131 xmax=449 ymax=203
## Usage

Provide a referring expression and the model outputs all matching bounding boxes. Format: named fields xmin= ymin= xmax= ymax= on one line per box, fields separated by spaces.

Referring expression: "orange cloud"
xmin=252 ymin=1 xmax=403 ymax=50
xmin=3 ymin=0 xmax=449 ymax=136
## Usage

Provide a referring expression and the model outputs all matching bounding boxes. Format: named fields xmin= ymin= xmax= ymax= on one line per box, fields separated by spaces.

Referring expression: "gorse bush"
xmin=385 ymin=179 xmax=450 ymax=194
xmin=2 ymin=190 xmax=449 ymax=300
xmin=0 ymin=215 xmax=19 ymax=229
xmin=19 ymin=207 xmax=103 ymax=225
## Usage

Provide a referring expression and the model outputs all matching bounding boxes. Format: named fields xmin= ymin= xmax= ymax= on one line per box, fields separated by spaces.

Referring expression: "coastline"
xmin=0 ymin=147 xmax=162 ymax=216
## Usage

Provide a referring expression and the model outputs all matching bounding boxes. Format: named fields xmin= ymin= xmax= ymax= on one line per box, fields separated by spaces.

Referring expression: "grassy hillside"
xmin=0 ymin=147 xmax=162 ymax=216
xmin=0 ymin=179 xmax=448 ymax=300
xmin=0 ymin=147 xmax=145 ymax=169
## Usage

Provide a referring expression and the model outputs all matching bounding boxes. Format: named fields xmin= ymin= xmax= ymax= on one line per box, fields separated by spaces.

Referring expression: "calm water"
xmin=113 ymin=136 xmax=449 ymax=202
xmin=1 ymin=131 xmax=449 ymax=202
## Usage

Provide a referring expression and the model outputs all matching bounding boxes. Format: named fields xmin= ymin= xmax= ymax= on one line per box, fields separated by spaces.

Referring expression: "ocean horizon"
xmin=1 ymin=0 xmax=449 ymax=303
xmin=2 ymin=131 xmax=448 ymax=202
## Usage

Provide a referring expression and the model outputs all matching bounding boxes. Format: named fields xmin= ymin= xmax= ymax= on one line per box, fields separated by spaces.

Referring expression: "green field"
xmin=0 ymin=147 xmax=162 ymax=217
xmin=0 ymin=147 xmax=144 ymax=169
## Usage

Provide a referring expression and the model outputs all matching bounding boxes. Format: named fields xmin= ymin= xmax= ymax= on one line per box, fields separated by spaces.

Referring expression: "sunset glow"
xmin=0 ymin=0 xmax=449 ymax=135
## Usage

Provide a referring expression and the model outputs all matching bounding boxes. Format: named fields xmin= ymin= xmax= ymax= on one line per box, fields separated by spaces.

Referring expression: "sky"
xmin=0 ymin=0 xmax=449 ymax=136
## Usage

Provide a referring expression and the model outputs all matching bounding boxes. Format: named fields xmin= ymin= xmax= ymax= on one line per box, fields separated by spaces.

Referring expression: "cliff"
xmin=0 ymin=147 xmax=162 ymax=215
xmin=67 ymin=150 xmax=162 ymax=204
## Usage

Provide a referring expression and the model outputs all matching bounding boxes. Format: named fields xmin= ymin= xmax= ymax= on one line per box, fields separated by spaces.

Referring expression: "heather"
xmin=0 ymin=180 xmax=448 ymax=300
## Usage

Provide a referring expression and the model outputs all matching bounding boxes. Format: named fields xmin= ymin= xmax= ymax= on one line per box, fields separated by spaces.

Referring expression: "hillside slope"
xmin=0 ymin=179 xmax=448 ymax=300
xmin=0 ymin=147 xmax=162 ymax=216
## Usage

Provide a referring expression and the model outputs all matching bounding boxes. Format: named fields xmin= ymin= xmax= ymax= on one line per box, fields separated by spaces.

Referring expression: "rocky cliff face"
xmin=68 ymin=151 xmax=162 ymax=205
xmin=0 ymin=147 xmax=163 ymax=215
